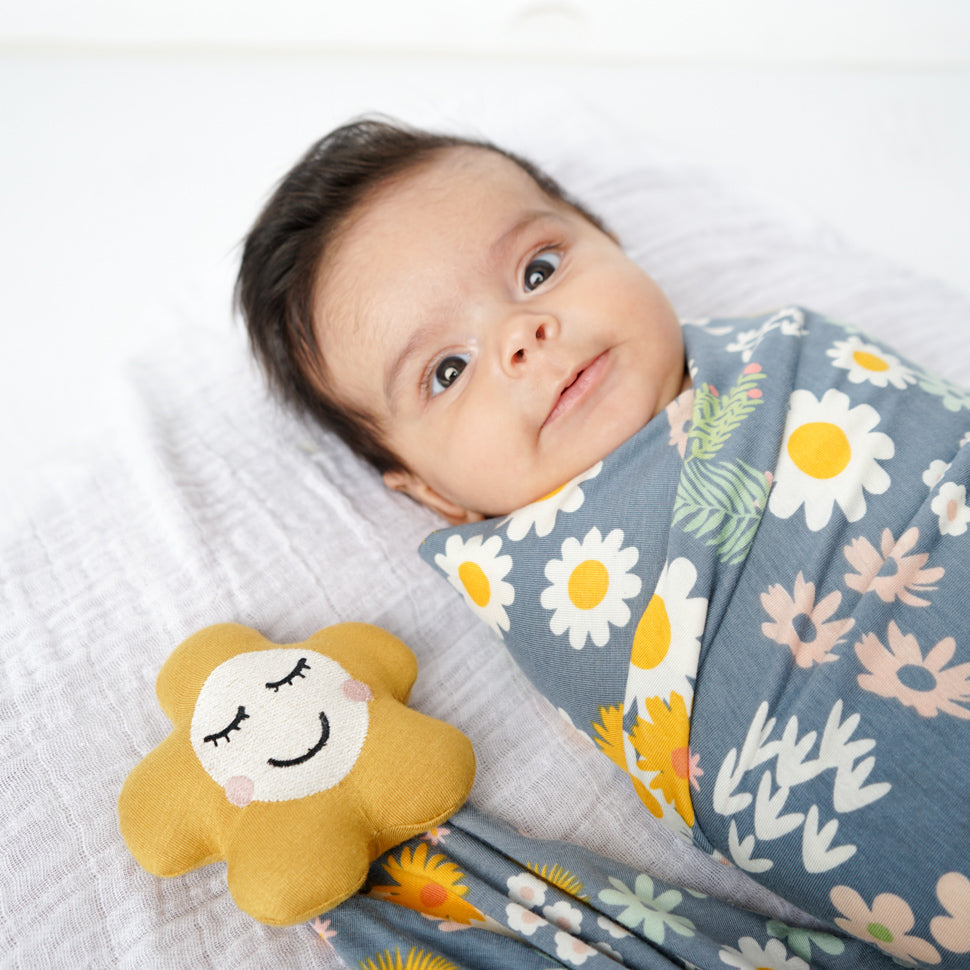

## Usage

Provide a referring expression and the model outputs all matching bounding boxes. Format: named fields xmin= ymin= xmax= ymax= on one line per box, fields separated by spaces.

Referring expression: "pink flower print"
xmin=760 ymin=573 xmax=854 ymax=668
xmin=666 ymin=388 xmax=695 ymax=458
xmin=829 ymin=885 xmax=941 ymax=965
xmin=310 ymin=917 xmax=337 ymax=945
xmin=843 ymin=527 xmax=943 ymax=607
xmin=855 ymin=621 xmax=970 ymax=719
xmin=421 ymin=826 xmax=451 ymax=845
xmin=931 ymin=871 xmax=970 ymax=954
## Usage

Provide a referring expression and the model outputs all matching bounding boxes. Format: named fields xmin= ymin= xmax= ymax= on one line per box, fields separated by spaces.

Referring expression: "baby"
xmin=236 ymin=118 xmax=688 ymax=523
xmin=238 ymin=119 xmax=970 ymax=966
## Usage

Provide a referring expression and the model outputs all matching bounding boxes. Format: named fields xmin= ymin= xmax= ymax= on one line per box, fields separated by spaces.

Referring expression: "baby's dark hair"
xmin=235 ymin=117 xmax=608 ymax=474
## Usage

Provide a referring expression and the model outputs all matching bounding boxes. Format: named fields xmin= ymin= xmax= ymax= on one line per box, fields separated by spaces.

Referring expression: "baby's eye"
xmin=429 ymin=353 xmax=470 ymax=396
xmin=265 ymin=657 xmax=310 ymax=692
xmin=523 ymin=252 xmax=561 ymax=292
xmin=203 ymin=706 xmax=249 ymax=747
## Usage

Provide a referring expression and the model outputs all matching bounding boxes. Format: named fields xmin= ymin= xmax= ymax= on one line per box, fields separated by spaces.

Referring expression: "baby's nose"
xmin=503 ymin=314 xmax=558 ymax=373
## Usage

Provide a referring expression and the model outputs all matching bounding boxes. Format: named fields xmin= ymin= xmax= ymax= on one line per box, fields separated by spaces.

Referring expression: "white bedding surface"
xmin=3 ymin=119 xmax=970 ymax=969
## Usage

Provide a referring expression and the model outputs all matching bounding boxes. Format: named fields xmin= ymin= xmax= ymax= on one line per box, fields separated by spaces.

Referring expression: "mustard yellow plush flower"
xmin=118 ymin=623 xmax=475 ymax=925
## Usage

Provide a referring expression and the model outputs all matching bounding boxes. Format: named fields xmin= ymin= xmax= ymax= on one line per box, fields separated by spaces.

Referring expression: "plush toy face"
xmin=118 ymin=623 xmax=476 ymax=925
xmin=191 ymin=648 xmax=372 ymax=806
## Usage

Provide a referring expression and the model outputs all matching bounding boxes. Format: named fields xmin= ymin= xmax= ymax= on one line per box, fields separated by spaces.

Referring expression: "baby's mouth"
xmin=543 ymin=352 xmax=609 ymax=427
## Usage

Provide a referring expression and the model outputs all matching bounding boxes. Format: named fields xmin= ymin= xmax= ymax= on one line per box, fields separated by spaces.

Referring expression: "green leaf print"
xmin=687 ymin=368 xmax=766 ymax=461
xmin=674 ymin=365 xmax=769 ymax=564
xmin=673 ymin=459 xmax=771 ymax=565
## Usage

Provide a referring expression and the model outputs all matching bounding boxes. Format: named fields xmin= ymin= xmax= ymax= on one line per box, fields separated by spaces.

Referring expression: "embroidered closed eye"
xmin=265 ymin=657 xmax=310 ymax=692
xmin=203 ymin=706 xmax=249 ymax=747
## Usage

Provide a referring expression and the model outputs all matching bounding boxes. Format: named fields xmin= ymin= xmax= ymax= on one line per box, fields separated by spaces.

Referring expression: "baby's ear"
xmin=382 ymin=470 xmax=483 ymax=525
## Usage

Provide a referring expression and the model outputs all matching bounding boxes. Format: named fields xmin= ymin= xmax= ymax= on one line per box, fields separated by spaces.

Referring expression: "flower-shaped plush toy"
xmin=118 ymin=623 xmax=475 ymax=925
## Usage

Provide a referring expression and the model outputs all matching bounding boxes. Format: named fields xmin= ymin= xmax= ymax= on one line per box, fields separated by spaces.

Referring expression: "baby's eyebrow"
xmin=489 ymin=209 xmax=562 ymax=262
xmin=383 ymin=322 xmax=437 ymax=412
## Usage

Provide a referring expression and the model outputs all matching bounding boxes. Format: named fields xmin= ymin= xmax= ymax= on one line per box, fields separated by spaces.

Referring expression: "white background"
xmin=2 ymin=1 xmax=969 ymax=471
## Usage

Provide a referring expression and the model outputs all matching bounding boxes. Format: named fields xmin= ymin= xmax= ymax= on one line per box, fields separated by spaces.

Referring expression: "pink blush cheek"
xmin=225 ymin=775 xmax=254 ymax=807
xmin=342 ymin=679 xmax=373 ymax=703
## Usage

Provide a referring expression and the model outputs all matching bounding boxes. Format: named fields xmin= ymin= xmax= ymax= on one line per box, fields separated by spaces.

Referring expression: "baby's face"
xmin=313 ymin=147 xmax=686 ymax=521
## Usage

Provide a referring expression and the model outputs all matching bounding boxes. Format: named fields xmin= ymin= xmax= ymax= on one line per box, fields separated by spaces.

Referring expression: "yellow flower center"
xmin=538 ymin=483 xmax=567 ymax=502
xmin=458 ymin=561 xmax=491 ymax=607
xmin=852 ymin=350 xmax=890 ymax=372
xmin=631 ymin=594 xmax=672 ymax=669
xmin=787 ymin=421 xmax=851 ymax=479
xmin=568 ymin=559 xmax=609 ymax=610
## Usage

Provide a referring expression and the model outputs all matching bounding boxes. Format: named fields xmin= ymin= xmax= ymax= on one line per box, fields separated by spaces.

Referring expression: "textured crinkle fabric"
xmin=3 ymin=123 xmax=970 ymax=969
xmin=421 ymin=308 xmax=970 ymax=965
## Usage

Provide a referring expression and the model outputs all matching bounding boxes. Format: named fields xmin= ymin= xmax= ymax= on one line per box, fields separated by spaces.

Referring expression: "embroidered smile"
xmin=268 ymin=711 xmax=331 ymax=767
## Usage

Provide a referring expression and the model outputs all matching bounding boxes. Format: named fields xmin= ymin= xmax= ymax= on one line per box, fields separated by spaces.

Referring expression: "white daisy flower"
xmin=504 ymin=463 xmax=602 ymax=541
xmin=923 ymin=458 xmax=951 ymax=489
xmin=625 ymin=557 xmax=707 ymax=705
xmin=544 ymin=900 xmax=582 ymax=934
xmin=541 ymin=528 xmax=642 ymax=649
xmin=719 ymin=936 xmax=808 ymax=970
xmin=591 ymin=940 xmax=623 ymax=959
xmin=932 ymin=481 xmax=970 ymax=536
xmin=597 ymin=915 xmax=631 ymax=939
xmin=505 ymin=902 xmax=546 ymax=936
xmin=554 ymin=931 xmax=598 ymax=965
xmin=827 ymin=335 xmax=916 ymax=389
xmin=768 ymin=388 xmax=894 ymax=531
xmin=507 ymin=871 xmax=547 ymax=908
xmin=434 ymin=533 xmax=514 ymax=635
xmin=961 ymin=431 xmax=970 ymax=448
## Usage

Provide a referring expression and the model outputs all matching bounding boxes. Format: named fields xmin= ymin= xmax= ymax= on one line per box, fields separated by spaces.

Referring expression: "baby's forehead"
xmin=350 ymin=146 xmax=553 ymax=229
xmin=317 ymin=148 xmax=564 ymax=294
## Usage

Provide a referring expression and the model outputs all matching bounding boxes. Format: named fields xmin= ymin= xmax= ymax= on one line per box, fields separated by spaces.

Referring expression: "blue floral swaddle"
xmin=318 ymin=803 xmax=894 ymax=969
xmin=420 ymin=308 xmax=970 ymax=966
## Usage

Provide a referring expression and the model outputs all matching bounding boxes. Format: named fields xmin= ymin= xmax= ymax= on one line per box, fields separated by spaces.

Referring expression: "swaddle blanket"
xmin=322 ymin=803 xmax=894 ymax=969
xmin=420 ymin=307 xmax=970 ymax=966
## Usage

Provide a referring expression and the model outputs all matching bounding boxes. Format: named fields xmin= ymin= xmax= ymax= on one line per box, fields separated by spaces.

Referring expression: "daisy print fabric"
xmin=421 ymin=307 xmax=970 ymax=966
xmin=319 ymin=803 xmax=894 ymax=969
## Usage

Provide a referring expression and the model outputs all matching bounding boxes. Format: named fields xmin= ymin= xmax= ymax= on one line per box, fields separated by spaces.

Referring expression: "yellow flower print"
xmin=628 ymin=558 xmax=707 ymax=701
xmin=629 ymin=693 xmax=699 ymax=827
xmin=589 ymin=704 xmax=665 ymax=817
xmin=433 ymin=534 xmax=514 ymax=635
xmin=541 ymin=527 xmax=641 ymax=649
xmin=503 ymin=463 xmax=602 ymax=541
xmin=826 ymin=335 xmax=916 ymax=389
xmin=526 ymin=862 xmax=589 ymax=902
xmin=369 ymin=843 xmax=486 ymax=927
xmin=358 ymin=948 xmax=459 ymax=970
xmin=591 ymin=704 xmax=628 ymax=772
xmin=769 ymin=388 xmax=893 ymax=531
